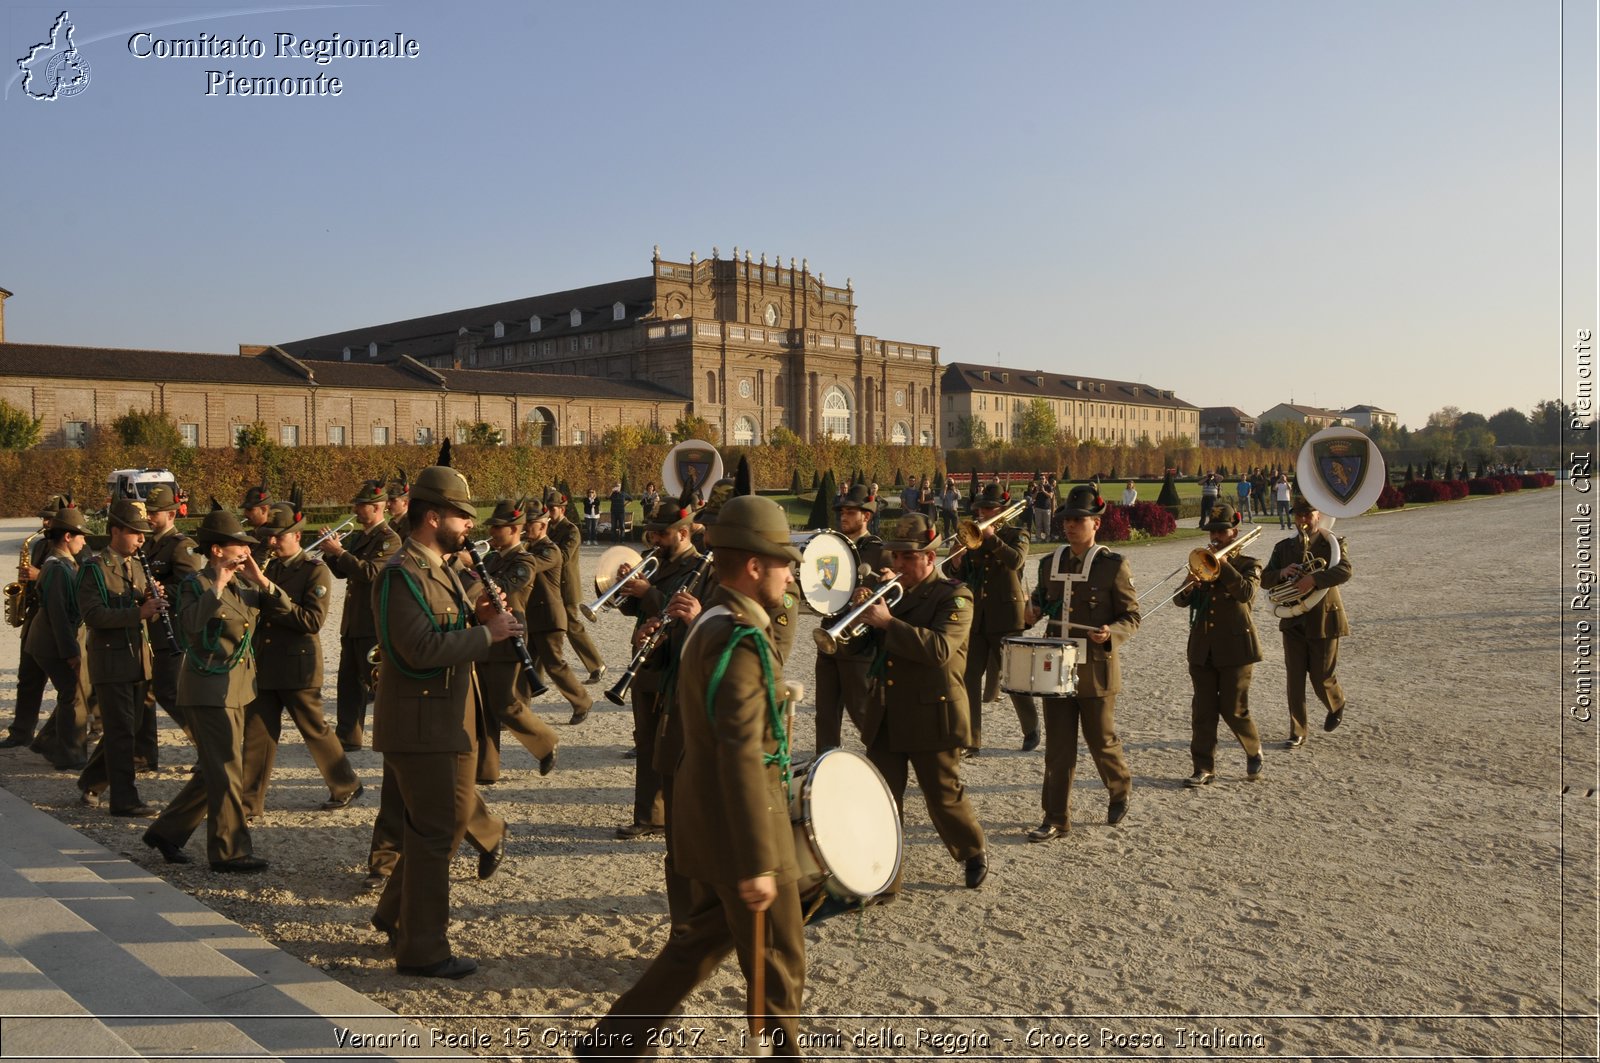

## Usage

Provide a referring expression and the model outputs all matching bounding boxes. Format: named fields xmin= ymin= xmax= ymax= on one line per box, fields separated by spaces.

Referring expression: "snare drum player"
xmin=814 ymin=483 xmax=886 ymax=755
xmin=577 ymin=495 xmax=805 ymax=1059
xmin=1173 ymin=503 xmax=1264 ymax=786
xmin=1262 ymin=497 xmax=1352 ymax=747
xmin=1022 ymin=485 xmax=1139 ymax=840
xmin=857 ymin=512 xmax=988 ymax=892
xmin=957 ymin=482 xmax=1038 ymax=755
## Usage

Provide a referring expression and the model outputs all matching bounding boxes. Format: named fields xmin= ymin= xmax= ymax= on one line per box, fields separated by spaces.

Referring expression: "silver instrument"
xmin=303 ymin=516 xmax=357 ymax=559
xmin=813 ymin=577 xmax=905 ymax=654
xmin=580 ymin=546 xmax=659 ymax=622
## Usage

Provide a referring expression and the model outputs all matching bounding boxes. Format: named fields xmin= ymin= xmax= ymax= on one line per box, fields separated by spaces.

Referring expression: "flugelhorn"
xmin=303 ymin=516 xmax=356 ymax=559
xmin=580 ymin=546 xmax=659 ymax=622
xmin=813 ymin=576 xmax=905 ymax=654
xmin=1141 ymin=526 xmax=1262 ymax=618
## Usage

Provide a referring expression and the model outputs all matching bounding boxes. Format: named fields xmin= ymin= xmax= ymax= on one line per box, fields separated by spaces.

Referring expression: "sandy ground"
xmin=0 ymin=488 xmax=1592 ymax=1061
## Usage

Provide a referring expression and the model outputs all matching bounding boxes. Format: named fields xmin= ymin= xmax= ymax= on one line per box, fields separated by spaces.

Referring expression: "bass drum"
xmin=789 ymin=749 xmax=902 ymax=906
xmin=798 ymin=530 xmax=860 ymax=616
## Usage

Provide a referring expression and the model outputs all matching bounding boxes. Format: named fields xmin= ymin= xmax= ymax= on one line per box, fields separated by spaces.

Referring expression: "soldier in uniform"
xmin=369 ymin=463 xmax=521 ymax=979
xmin=814 ymin=483 xmax=886 ymax=756
xmin=240 ymin=498 xmax=363 ymax=817
xmin=475 ymin=497 xmax=566 ymax=781
xmin=577 ymin=495 xmax=805 ymax=1058
xmin=613 ymin=495 xmax=708 ymax=839
xmin=320 ymin=480 xmax=401 ymax=751
xmin=1262 ymin=497 xmax=1353 ymax=747
xmin=386 ymin=470 xmax=411 ymax=538
xmin=75 ymin=499 xmax=162 ymax=816
xmin=3 ymin=495 xmax=65 ymax=749
xmin=240 ymin=483 xmax=273 ymax=565
xmin=142 ymin=508 xmax=288 ymax=871
xmin=25 ymin=501 xmax=91 ymax=770
xmin=542 ymin=489 xmax=606 ymax=686
xmin=956 ymin=482 xmax=1038 ymax=755
xmin=138 ymin=484 xmax=202 ymax=761
xmin=1022 ymin=485 xmax=1140 ymax=840
xmin=1174 ymin=502 xmax=1264 ymax=785
xmin=857 ymin=512 xmax=989 ymax=892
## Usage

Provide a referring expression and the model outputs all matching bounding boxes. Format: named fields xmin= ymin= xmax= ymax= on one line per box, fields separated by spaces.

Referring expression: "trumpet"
xmin=605 ymin=551 xmax=714 ymax=705
xmin=580 ymin=547 xmax=659 ymax=623
xmin=304 ymin=516 xmax=357 ymax=559
xmin=1140 ymin=526 xmax=1262 ymax=618
xmin=813 ymin=576 xmax=905 ymax=654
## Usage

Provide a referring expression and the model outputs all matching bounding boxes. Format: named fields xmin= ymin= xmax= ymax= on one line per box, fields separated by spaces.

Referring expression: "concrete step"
xmin=0 ymin=935 xmax=144 ymax=1059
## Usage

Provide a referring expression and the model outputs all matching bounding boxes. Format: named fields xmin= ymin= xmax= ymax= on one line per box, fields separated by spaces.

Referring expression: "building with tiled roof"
xmin=1257 ymin=403 xmax=1351 ymax=429
xmin=278 ymin=247 xmax=943 ymax=447
xmin=1199 ymin=406 xmax=1258 ymax=448
xmin=1340 ymin=404 xmax=1397 ymax=430
xmin=940 ymin=362 xmax=1200 ymax=446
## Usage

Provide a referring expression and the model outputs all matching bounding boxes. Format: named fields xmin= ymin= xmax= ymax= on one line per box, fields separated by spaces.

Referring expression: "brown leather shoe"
xmin=1027 ymin=821 xmax=1066 ymax=843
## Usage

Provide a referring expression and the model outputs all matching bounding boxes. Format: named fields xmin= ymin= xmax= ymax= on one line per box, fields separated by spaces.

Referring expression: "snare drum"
xmin=999 ymin=637 xmax=1079 ymax=697
xmin=799 ymin=530 xmax=861 ymax=616
xmin=789 ymin=749 xmax=902 ymax=905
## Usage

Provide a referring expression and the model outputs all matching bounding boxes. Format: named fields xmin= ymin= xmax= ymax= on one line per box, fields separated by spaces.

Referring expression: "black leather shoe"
xmin=1323 ymin=710 xmax=1343 ymax=732
xmin=569 ymin=706 xmax=590 ymax=725
xmin=110 ymin=802 xmax=158 ymax=818
xmin=371 ymin=914 xmax=397 ymax=950
xmin=1020 ymin=732 xmax=1041 ymax=752
xmin=210 ymin=856 xmax=269 ymax=873
xmin=614 ymin=822 xmax=660 ymax=840
xmin=963 ymin=853 xmax=989 ymax=889
xmin=1284 ymin=735 xmax=1305 ymax=749
xmin=1246 ymin=754 xmax=1264 ymax=780
xmin=321 ymin=783 xmax=365 ymax=810
xmin=1026 ymin=822 xmax=1065 ymax=843
xmin=397 ymin=955 xmax=477 ymax=979
xmin=959 ymin=746 xmax=980 ymax=759
xmin=585 ymin=667 xmax=607 ymax=686
xmin=0 ymin=733 xmax=33 ymax=749
xmin=76 ymin=789 xmax=100 ymax=808
xmin=361 ymin=871 xmax=387 ymax=892
xmin=1183 ymin=771 xmax=1215 ymax=788
xmin=539 ymin=751 xmax=556 ymax=776
xmin=142 ymin=830 xmax=191 ymax=865
xmin=477 ymin=837 xmax=505 ymax=880
xmin=1106 ymin=800 xmax=1129 ymax=826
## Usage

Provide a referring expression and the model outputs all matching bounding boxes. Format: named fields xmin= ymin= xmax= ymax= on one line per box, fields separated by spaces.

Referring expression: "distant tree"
xmin=1456 ymin=411 xmax=1489 ymax=431
xmin=1488 ymin=407 xmax=1532 ymax=446
xmin=788 ymin=468 xmax=804 ymax=495
xmin=933 ymin=471 xmax=946 ymax=495
xmin=951 ymin=415 xmax=992 ymax=449
xmin=233 ymin=420 xmax=271 ymax=451
xmin=456 ymin=420 xmax=505 ymax=446
xmin=811 ymin=470 xmax=820 ymax=490
xmin=1257 ymin=419 xmax=1310 ymax=450
xmin=0 ymin=399 xmax=42 ymax=451
xmin=670 ymin=415 xmax=720 ymax=445
xmin=768 ymin=425 xmax=802 ymax=447
xmin=1404 ymin=463 xmax=1415 ymax=483
xmin=1014 ymin=399 xmax=1057 ymax=446
xmin=1529 ymin=399 xmax=1569 ymax=446
xmin=894 ymin=469 xmax=905 ymax=487
xmin=111 ymin=408 xmax=183 ymax=449
xmin=805 ymin=469 xmax=837 ymax=530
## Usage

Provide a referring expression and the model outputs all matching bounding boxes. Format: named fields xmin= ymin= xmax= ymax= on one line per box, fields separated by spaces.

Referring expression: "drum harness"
xmin=1041 ymin=542 xmax=1105 ymax=661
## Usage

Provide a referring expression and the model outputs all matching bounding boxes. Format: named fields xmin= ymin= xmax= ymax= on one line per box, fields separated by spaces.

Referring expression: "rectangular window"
xmin=572 ymin=429 xmax=585 ymax=444
xmin=327 ymin=425 xmax=346 ymax=446
xmin=416 ymin=426 xmax=433 ymax=445
xmin=372 ymin=426 xmax=390 ymax=445
xmin=64 ymin=420 xmax=88 ymax=448
xmin=455 ymin=424 xmax=468 ymax=444
xmin=179 ymin=423 xmax=199 ymax=447
xmin=279 ymin=424 xmax=299 ymax=446
xmin=231 ymin=424 xmax=249 ymax=446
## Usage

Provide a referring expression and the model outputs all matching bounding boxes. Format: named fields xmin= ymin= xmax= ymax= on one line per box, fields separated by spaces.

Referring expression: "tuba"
xmin=5 ymin=531 xmax=43 ymax=628
xmin=1268 ymin=427 xmax=1382 ymax=618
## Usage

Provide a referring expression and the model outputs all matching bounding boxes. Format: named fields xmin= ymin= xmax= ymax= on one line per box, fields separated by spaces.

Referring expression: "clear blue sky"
xmin=0 ymin=0 xmax=1573 ymax=430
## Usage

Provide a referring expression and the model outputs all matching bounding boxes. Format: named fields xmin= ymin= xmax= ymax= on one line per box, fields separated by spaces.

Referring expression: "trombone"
xmin=939 ymin=498 xmax=1029 ymax=577
xmin=1140 ymin=526 xmax=1262 ymax=618
xmin=304 ymin=516 xmax=357 ymax=559
xmin=813 ymin=576 xmax=905 ymax=654
xmin=579 ymin=547 xmax=659 ymax=622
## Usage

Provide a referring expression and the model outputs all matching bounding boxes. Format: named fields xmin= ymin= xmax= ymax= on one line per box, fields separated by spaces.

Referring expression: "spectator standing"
xmin=639 ymin=482 xmax=661 ymax=520
xmin=1121 ymin=480 xmax=1139 ymax=507
xmin=1199 ymin=471 xmax=1220 ymax=528
xmin=1273 ymin=475 xmax=1292 ymax=529
xmin=901 ymin=478 xmax=921 ymax=522
xmin=608 ymin=482 xmax=631 ymax=542
xmin=582 ymin=489 xmax=601 ymax=544
xmin=1236 ymin=476 xmax=1253 ymax=522
xmin=941 ymin=480 xmax=961 ymax=538
xmin=1031 ymin=478 xmax=1053 ymax=540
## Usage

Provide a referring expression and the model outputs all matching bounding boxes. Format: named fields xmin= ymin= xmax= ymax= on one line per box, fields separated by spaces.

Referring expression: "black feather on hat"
xmin=437 ymin=440 xmax=452 ymax=468
xmin=289 ymin=484 xmax=305 ymax=525
xmin=209 ymin=496 xmax=224 ymax=512
xmin=734 ymin=455 xmax=753 ymax=497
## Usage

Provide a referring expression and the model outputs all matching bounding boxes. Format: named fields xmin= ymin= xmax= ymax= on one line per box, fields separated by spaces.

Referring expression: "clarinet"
xmin=605 ymin=551 xmax=714 ymax=706
xmin=463 ymin=542 xmax=549 ymax=698
xmin=136 ymin=544 xmax=179 ymax=649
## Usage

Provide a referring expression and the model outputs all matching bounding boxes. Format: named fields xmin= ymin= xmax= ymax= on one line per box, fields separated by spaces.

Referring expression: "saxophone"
xmin=5 ymin=531 xmax=43 ymax=628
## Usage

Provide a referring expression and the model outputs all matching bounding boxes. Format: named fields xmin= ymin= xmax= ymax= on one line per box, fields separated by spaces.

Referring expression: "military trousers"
xmin=657 ymin=771 xmax=694 ymax=929
xmin=1188 ymin=661 xmax=1261 ymax=773
xmin=368 ymin=752 xmax=501 ymax=878
xmin=373 ymin=749 xmax=506 ymax=968
xmin=7 ymin=646 xmax=47 ymax=741
xmin=963 ymin=627 xmax=1039 ymax=749
xmin=1282 ymin=629 xmax=1345 ymax=740
xmin=476 ymin=658 xmax=561 ymax=783
xmin=77 ymin=678 xmax=148 ymax=812
xmin=32 ymin=652 xmax=88 ymax=767
xmin=813 ymin=650 xmax=872 ymax=755
xmin=1040 ymin=693 xmax=1131 ymax=827
xmin=627 ymin=687 xmax=666 ymax=829
xmin=335 ymin=634 xmax=377 ymax=749
xmin=145 ymin=646 xmax=189 ymax=742
xmin=564 ymin=611 xmax=605 ymax=674
xmin=865 ymin=731 xmax=985 ymax=890
xmin=581 ymin=878 xmax=805 ymax=1059
xmin=147 ymin=703 xmax=253 ymax=864
xmin=241 ymin=687 xmax=360 ymax=818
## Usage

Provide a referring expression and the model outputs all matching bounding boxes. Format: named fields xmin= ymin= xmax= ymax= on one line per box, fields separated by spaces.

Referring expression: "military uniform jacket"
xmin=618 ymin=543 xmax=706 ymax=693
xmin=257 ymin=551 xmax=331 ymax=691
xmin=24 ymin=552 xmax=82 ymax=663
xmin=959 ymin=525 xmax=1030 ymax=633
xmin=862 ymin=571 xmax=974 ymax=753
xmin=370 ymin=539 xmax=495 ymax=755
xmin=1173 ymin=554 xmax=1263 ymax=668
xmin=76 ymin=550 xmax=153 ymax=684
xmin=547 ymin=516 xmax=584 ymax=607
xmin=1030 ymin=547 xmax=1140 ymax=697
xmin=143 ymin=527 xmax=203 ymax=653
xmin=672 ymin=585 xmax=799 ymax=887
xmin=176 ymin=569 xmax=286 ymax=709
xmin=327 ymin=521 xmax=401 ymax=639
xmin=1262 ymin=531 xmax=1351 ymax=638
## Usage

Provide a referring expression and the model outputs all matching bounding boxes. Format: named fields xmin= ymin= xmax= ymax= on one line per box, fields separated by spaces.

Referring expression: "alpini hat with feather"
xmin=196 ymin=499 xmax=258 ymax=547
xmin=106 ymin=498 xmax=154 ymax=534
xmin=485 ymin=497 xmax=529 ymax=528
xmin=47 ymin=495 xmax=88 ymax=535
xmin=351 ymin=477 xmax=387 ymax=505
xmin=1057 ymin=483 xmax=1107 ymax=519
xmin=705 ymin=495 xmax=802 ymax=562
xmin=410 ymin=442 xmax=475 ymax=518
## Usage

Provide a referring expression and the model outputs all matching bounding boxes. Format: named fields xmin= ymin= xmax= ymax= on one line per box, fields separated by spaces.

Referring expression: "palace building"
xmin=278 ymin=247 xmax=944 ymax=447
xmin=940 ymin=363 xmax=1201 ymax=447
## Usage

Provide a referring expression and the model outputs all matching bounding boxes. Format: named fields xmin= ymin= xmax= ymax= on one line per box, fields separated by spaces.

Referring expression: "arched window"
xmin=733 ymin=416 xmax=757 ymax=445
xmin=821 ymin=385 xmax=853 ymax=442
xmin=526 ymin=406 xmax=555 ymax=447
xmin=891 ymin=421 xmax=909 ymax=445
xmin=706 ymin=370 xmax=719 ymax=403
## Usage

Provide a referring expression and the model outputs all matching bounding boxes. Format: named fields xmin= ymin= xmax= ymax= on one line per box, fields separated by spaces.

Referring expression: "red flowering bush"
xmin=1124 ymin=501 xmax=1177 ymax=537
xmin=1403 ymin=480 xmax=1459 ymax=503
xmin=1496 ymin=475 xmax=1523 ymax=493
xmin=1448 ymin=480 xmax=1470 ymax=499
xmin=1096 ymin=504 xmax=1132 ymax=542
xmin=1468 ymin=478 xmax=1504 ymax=496
xmin=1522 ymin=472 xmax=1554 ymax=488
xmin=1377 ymin=484 xmax=1406 ymax=509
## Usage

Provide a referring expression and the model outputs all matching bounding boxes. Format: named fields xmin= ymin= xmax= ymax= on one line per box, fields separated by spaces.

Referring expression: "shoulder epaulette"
xmin=384 ymin=549 xmax=407 ymax=568
xmin=1099 ymin=550 xmax=1124 ymax=563
xmin=942 ymin=576 xmax=966 ymax=588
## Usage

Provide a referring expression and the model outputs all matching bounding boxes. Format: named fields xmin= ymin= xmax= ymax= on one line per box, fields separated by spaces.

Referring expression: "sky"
xmin=0 ymin=0 xmax=1586 ymax=431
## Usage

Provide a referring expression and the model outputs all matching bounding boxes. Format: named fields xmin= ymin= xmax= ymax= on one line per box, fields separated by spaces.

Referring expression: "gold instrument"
xmin=366 ymin=644 xmax=382 ymax=687
xmin=938 ymin=498 xmax=1029 ymax=577
xmin=813 ymin=576 xmax=905 ymax=654
xmin=581 ymin=546 xmax=659 ymax=622
xmin=1140 ymin=526 xmax=1262 ymax=618
xmin=5 ymin=531 xmax=43 ymax=628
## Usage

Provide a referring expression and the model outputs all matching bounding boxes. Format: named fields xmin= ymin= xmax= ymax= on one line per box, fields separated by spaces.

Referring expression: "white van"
xmin=105 ymin=468 xmax=180 ymax=511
